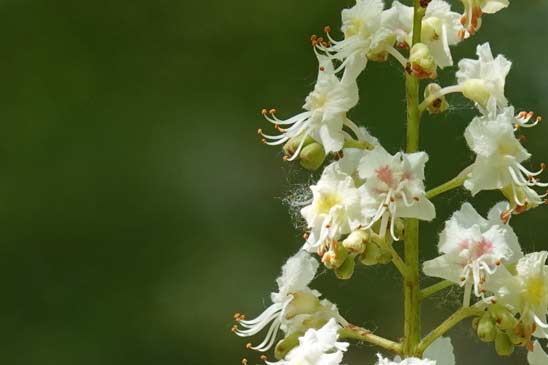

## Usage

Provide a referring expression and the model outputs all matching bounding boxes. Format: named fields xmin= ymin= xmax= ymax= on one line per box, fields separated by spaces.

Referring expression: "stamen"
xmin=260 ymin=355 xmax=267 ymax=362
xmin=245 ymin=343 xmax=252 ymax=349
xmin=242 ymin=358 xmax=248 ymax=365
xmin=324 ymin=25 xmax=331 ymax=34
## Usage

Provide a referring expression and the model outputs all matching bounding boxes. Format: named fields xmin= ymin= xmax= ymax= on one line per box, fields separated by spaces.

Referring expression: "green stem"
xmin=420 ymin=280 xmax=455 ymax=300
xmin=426 ymin=175 xmax=466 ymax=200
xmin=339 ymin=324 xmax=403 ymax=355
xmin=402 ymin=1 xmax=425 ymax=357
xmin=369 ymin=232 xmax=409 ymax=277
xmin=416 ymin=304 xmax=486 ymax=355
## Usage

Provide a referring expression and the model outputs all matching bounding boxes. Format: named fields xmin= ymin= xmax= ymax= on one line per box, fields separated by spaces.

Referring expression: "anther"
xmin=496 ymin=259 xmax=501 ymax=266
xmin=245 ymin=343 xmax=252 ymax=350
xmin=282 ymin=155 xmax=289 ymax=161
xmin=242 ymin=358 xmax=248 ymax=365
xmin=261 ymin=108 xmax=268 ymax=115
xmin=324 ymin=25 xmax=331 ymax=33
xmin=269 ymin=108 xmax=277 ymax=115
xmin=457 ymin=29 xmax=465 ymax=41
xmin=491 ymin=298 xmax=497 ymax=304
xmin=460 ymin=277 xmax=466 ymax=282
xmin=303 ymin=232 xmax=309 ymax=240
xmin=460 ymin=15 xmax=467 ymax=26
xmin=319 ymin=66 xmax=325 ymax=72
xmin=518 ymin=111 xmax=526 ymax=118
xmin=541 ymin=162 xmax=545 ymax=170
xmin=413 ymin=196 xmax=420 ymax=202
xmin=233 ymin=313 xmax=241 ymax=319
xmin=519 ymin=134 xmax=526 ymax=142
xmin=260 ymin=355 xmax=268 ymax=362
xmin=514 ymin=124 xmax=520 ymax=130
xmin=261 ymin=138 xmax=266 ymax=144
xmin=231 ymin=325 xmax=238 ymax=332
xmin=383 ymin=203 xmax=389 ymax=208
xmin=257 ymin=128 xmax=263 ymax=135
xmin=390 ymin=197 xmax=395 ymax=202
xmin=537 ymin=116 xmax=543 ymax=123
xmin=527 ymin=111 xmax=534 ymax=119
xmin=325 ymin=224 xmax=331 ymax=228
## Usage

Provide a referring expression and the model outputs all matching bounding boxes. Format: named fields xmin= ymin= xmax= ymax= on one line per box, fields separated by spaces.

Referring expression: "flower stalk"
xmin=402 ymin=0 xmax=426 ymax=357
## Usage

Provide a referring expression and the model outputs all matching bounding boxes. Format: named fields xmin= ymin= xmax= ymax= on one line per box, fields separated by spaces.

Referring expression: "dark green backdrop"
xmin=0 ymin=1 xmax=546 ymax=364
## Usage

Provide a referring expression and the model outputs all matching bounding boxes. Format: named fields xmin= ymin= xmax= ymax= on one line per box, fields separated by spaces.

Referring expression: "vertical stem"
xmin=403 ymin=0 xmax=425 ymax=357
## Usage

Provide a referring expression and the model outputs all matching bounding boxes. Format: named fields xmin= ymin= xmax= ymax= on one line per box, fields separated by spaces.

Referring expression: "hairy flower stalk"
xmin=236 ymin=0 xmax=547 ymax=364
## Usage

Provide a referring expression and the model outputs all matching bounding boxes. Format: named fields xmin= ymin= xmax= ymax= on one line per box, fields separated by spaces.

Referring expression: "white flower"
xmin=268 ymin=318 xmax=349 ymax=365
xmin=456 ymin=43 xmax=511 ymax=111
xmin=357 ymin=147 xmax=435 ymax=240
xmin=376 ymin=355 xmax=436 ymax=365
xmin=316 ymin=0 xmax=396 ymax=75
xmin=236 ymin=251 xmax=346 ymax=351
xmin=423 ymin=202 xmax=523 ymax=302
xmin=463 ymin=103 xmax=547 ymax=209
xmin=458 ymin=0 xmax=509 ymax=36
xmin=382 ymin=0 xmax=462 ymax=68
xmin=260 ymin=55 xmax=362 ymax=156
xmin=301 ymin=159 xmax=365 ymax=252
xmin=487 ymin=252 xmax=548 ymax=339
xmin=528 ymin=341 xmax=548 ymax=365
xmin=423 ymin=337 xmax=455 ymax=365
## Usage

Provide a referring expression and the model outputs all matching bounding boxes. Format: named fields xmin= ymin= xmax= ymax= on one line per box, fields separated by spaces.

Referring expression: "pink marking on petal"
xmin=375 ymin=165 xmax=395 ymax=188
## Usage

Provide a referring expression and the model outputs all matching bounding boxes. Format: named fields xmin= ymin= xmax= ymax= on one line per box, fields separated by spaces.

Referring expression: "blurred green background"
xmin=0 ymin=0 xmax=546 ymax=364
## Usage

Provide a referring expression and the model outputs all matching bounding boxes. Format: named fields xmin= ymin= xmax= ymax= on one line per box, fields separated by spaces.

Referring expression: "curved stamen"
xmin=239 ymin=303 xmax=284 ymax=327
xmin=251 ymin=318 xmax=282 ymax=351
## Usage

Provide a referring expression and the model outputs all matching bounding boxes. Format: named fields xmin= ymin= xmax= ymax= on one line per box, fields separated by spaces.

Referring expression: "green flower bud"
xmin=284 ymin=292 xmax=321 ymax=319
xmin=321 ymin=242 xmax=349 ymax=270
xmin=342 ymin=230 xmax=368 ymax=254
xmin=409 ymin=43 xmax=437 ymax=79
xmin=424 ymin=83 xmax=449 ymax=114
xmin=299 ymin=142 xmax=326 ymax=171
xmin=472 ymin=317 xmax=480 ymax=331
xmin=477 ymin=315 xmax=497 ymax=342
xmin=461 ymin=79 xmax=490 ymax=108
xmin=490 ymin=305 xmax=518 ymax=330
xmin=274 ymin=331 xmax=303 ymax=360
xmin=495 ymin=332 xmax=515 ymax=357
xmin=421 ymin=17 xmax=443 ymax=43
xmin=283 ymin=134 xmax=314 ymax=157
xmin=360 ymin=241 xmax=382 ymax=266
xmin=335 ymin=255 xmax=356 ymax=280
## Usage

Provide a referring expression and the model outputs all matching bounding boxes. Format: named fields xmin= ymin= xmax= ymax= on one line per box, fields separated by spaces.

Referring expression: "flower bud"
xmin=342 ymin=230 xmax=368 ymax=254
xmin=424 ymin=83 xmax=449 ymax=114
xmin=409 ymin=43 xmax=437 ymax=79
xmin=274 ymin=331 xmax=303 ymax=360
xmin=461 ymin=79 xmax=490 ymax=108
xmin=335 ymin=255 xmax=356 ymax=280
xmin=421 ymin=17 xmax=442 ymax=43
xmin=495 ymin=331 xmax=515 ymax=357
xmin=284 ymin=292 xmax=321 ymax=319
xmin=299 ymin=142 xmax=326 ymax=171
xmin=360 ymin=241 xmax=382 ymax=266
xmin=490 ymin=305 xmax=518 ymax=330
xmin=477 ymin=315 xmax=497 ymax=342
xmin=322 ymin=243 xmax=349 ymax=270
xmin=283 ymin=134 xmax=314 ymax=157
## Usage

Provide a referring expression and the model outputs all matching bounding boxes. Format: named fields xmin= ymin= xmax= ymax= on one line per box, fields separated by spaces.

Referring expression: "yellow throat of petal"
xmin=316 ymin=193 xmax=341 ymax=214
xmin=525 ymin=277 xmax=547 ymax=309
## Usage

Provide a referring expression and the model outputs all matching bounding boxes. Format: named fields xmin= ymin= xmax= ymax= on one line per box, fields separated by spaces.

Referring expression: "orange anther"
xmin=269 ymin=108 xmax=277 ymax=114
xmin=231 ymin=325 xmax=238 ymax=332
xmin=541 ymin=162 xmax=545 ymax=170
xmin=413 ymin=196 xmax=420 ymax=201
xmin=245 ymin=343 xmax=252 ymax=349
xmin=303 ymin=232 xmax=309 ymax=240
xmin=260 ymin=355 xmax=268 ymax=362
xmin=241 ymin=358 xmax=248 ymax=365
xmin=537 ymin=116 xmax=543 ymax=122
xmin=457 ymin=29 xmax=465 ymax=41
xmin=460 ymin=15 xmax=467 ymax=26
xmin=261 ymin=138 xmax=266 ymax=144
xmin=319 ymin=66 xmax=325 ymax=72
xmin=261 ymin=108 xmax=268 ymax=115
xmin=324 ymin=25 xmax=331 ymax=33
xmin=257 ymin=128 xmax=263 ymax=135
xmin=282 ymin=155 xmax=289 ymax=161
xmin=233 ymin=313 xmax=241 ymax=319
